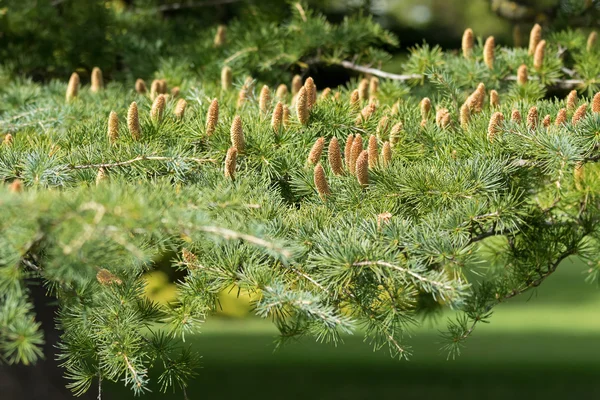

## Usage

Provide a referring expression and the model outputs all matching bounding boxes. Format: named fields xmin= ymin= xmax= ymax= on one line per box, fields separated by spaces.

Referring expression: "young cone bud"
xmin=66 ymin=72 xmax=80 ymax=102
xmin=490 ymin=90 xmax=500 ymax=108
xmin=95 ymin=167 xmax=107 ymax=186
xmin=355 ymin=150 xmax=369 ymax=187
xmin=349 ymin=134 xmax=363 ymax=175
xmin=542 ymin=114 xmax=551 ymax=128
xmin=291 ymin=75 xmax=302 ymax=96
xmin=369 ymin=77 xmax=379 ymax=99
xmin=171 ymin=86 xmax=180 ymax=98
xmin=275 ymin=84 xmax=288 ymax=101
xmin=127 ymin=102 xmax=141 ymax=141
xmin=206 ymin=98 xmax=219 ymax=136
xmin=462 ymin=28 xmax=474 ymax=59
xmin=517 ymin=64 xmax=528 ymax=86
xmin=96 ymin=269 xmax=122 ymax=286
xmin=259 ymin=85 xmax=271 ymax=115
xmin=320 ymin=87 xmax=332 ymax=101
xmin=436 ymin=109 xmax=450 ymax=128
xmin=528 ymin=23 xmax=542 ymax=55
xmin=511 ymin=109 xmax=522 ymax=123
xmin=224 ymin=147 xmax=237 ymax=180
xmin=158 ymin=79 xmax=168 ymax=94
xmin=328 ymin=137 xmax=343 ymax=176
xmin=230 ymin=116 xmax=245 ymax=154
xmin=555 ymin=108 xmax=567 ymax=126
xmin=344 ymin=134 xmax=354 ymax=171
xmin=572 ymin=104 xmax=587 ymax=126
xmin=296 ymin=87 xmax=309 ymax=125
xmin=566 ymin=90 xmax=577 ymax=111
xmin=271 ymin=101 xmax=283 ymax=132
xmin=304 ymin=77 xmax=317 ymax=109
xmin=460 ymin=103 xmax=471 ymax=128
xmin=135 ymin=78 xmax=147 ymax=94
xmin=221 ymin=66 xmax=233 ymax=90
xmin=420 ymin=97 xmax=432 ymax=120
xmin=174 ymin=98 xmax=187 ymax=120
xmin=308 ymin=137 xmax=325 ymax=165
xmin=382 ymin=141 xmax=392 ymax=166
xmin=533 ymin=40 xmax=546 ymax=70
xmin=358 ymin=78 xmax=369 ymax=101
xmin=3 ymin=134 xmax=13 ymax=146
xmin=368 ymin=135 xmax=378 ymax=169
xmin=107 ymin=111 xmax=119 ymax=145
xmin=282 ymin=105 xmax=291 ymax=127
xmin=350 ymin=89 xmax=360 ymax=109
xmin=150 ymin=79 xmax=161 ymax=100
xmin=360 ymin=102 xmax=376 ymax=121
xmin=484 ymin=36 xmax=495 ymax=69
xmin=527 ymin=106 xmax=538 ymax=130
xmin=588 ymin=31 xmax=598 ymax=52
xmin=9 ymin=179 xmax=23 ymax=193
xmin=390 ymin=122 xmax=403 ymax=146
xmin=90 ymin=67 xmax=103 ymax=93
xmin=151 ymin=94 xmax=166 ymax=122
xmin=592 ymin=92 xmax=600 ymax=113
xmin=376 ymin=116 xmax=390 ymax=138
xmin=488 ymin=112 xmax=504 ymax=142
xmin=314 ymin=163 xmax=330 ymax=199
xmin=214 ymin=25 xmax=226 ymax=47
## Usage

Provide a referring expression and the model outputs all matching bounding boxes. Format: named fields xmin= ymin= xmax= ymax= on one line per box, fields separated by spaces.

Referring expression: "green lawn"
xmin=108 ymin=258 xmax=600 ymax=399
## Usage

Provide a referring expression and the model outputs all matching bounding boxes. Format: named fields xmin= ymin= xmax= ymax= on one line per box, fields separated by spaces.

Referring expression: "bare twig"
xmin=70 ymin=156 xmax=216 ymax=170
xmin=155 ymin=0 xmax=241 ymax=12
xmin=198 ymin=226 xmax=293 ymax=260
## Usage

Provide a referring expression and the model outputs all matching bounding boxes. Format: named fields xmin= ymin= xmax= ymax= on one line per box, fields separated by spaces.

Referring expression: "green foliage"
xmin=2 ymin=2 xmax=600 ymax=397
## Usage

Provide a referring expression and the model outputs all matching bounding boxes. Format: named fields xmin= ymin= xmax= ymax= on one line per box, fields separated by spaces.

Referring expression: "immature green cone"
xmin=490 ymin=90 xmax=500 ymax=108
xmin=221 ymin=66 xmax=233 ymax=91
xmin=259 ymin=85 xmax=271 ymax=115
xmin=355 ymin=150 xmax=369 ymax=187
xmin=328 ymin=137 xmax=343 ymax=176
xmin=214 ymin=25 xmax=226 ymax=47
xmin=271 ymin=101 xmax=283 ymax=132
xmin=230 ymin=115 xmax=245 ymax=154
xmin=369 ymin=77 xmax=379 ymax=100
xmin=291 ymin=75 xmax=302 ymax=96
xmin=305 ymin=77 xmax=317 ymax=109
xmin=566 ymin=90 xmax=577 ymax=111
xmin=308 ymin=137 xmax=325 ymax=165
xmin=314 ymin=163 xmax=330 ymax=199
xmin=572 ymin=104 xmax=587 ymax=125
xmin=460 ymin=103 xmax=470 ymax=128
xmin=135 ymin=78 xmax=147 ymax=94
xmin=592 ymin=93 xmax=600 ymax=113
xmin=420 ymin=97 xmax=431 ymax=121
xmin=349 ymin=134 xmax=363 ymax=175
xmin=96 ymin=268 xmax=122 ymax=285
xmin=282 ymin=105 xmax=291 ymax=127
xmin=65 ymin=72 xmax=80 ymax=102
xmin=150 ymin=94 xmax=166 ymax=122
xmin=527 ymin=106 xmax=538 ymax=130
xmin=511 ymin=109 xmax=522 ymax=123
xmin=95 ymin=167 xmax=108 ymax=186
xmin=174 ymin=98 xmax=187 ymax=120
xmin=533 ymin=40 xmax=546 ymax=70
xmin=588 ymin=31 xmax=598 ymax=52
xmin=9 ymin=179 xmax=23 ymax=193
xmin=555 ymin=108 xmax=567 ymax=126
xmin=358 ymin=78 xmax=369 ymax=101
xmin=107 ymin=111 xmax=119 ymax=145
xmin=382 ymin=141 xmax=392 ymax=166
xmin=517 ymin=64 xmax=528 ymax=86
xmin=127 ymin=101 xmax=141 ymax=140
xmin=488 ymin=112 xmax=504 ymax=142
xmin=150 ymin=79 xmax=161 ymax=100
xmin=344 ymin=134 xmax=354 ymax=171
xmin=484 ymin=36 xmax=495 ymax=69
xmin=3 ymin=133 xmax=13 ymax=146
xmin=462 ymin=28 xmax=474 ymax=59
xmin=206 ymin=98 xmax=219 ymax=136
xmin=350 ymin=89 xmax=360 ymax=109
xmin=528 ymin=23 xmax=542 ymax=55
xmin=90 ymin=67 xmax=103 ymax=93
xmin=296 ymin=87 xmax=309 ymax=125
xmin=542 ymin=115 xmax=551 ymax=128
xmin=275 ymin=84 xmax=288 ymax=102
xmin=368 ymin=135 xmax=378 ymax=169
xmin=389 ymin=122 xmax=402 ymax=146
xmin=224 ymin=147 xmax=237 ymax=180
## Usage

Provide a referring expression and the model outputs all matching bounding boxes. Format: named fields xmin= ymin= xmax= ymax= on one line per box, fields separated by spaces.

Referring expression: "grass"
xmin=107 ymin=257 xmax=600 ymax=399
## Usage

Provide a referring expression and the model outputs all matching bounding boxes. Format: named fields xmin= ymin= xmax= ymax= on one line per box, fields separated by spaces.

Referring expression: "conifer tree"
xmin=2 ymin=2 xmax=600 ymax=398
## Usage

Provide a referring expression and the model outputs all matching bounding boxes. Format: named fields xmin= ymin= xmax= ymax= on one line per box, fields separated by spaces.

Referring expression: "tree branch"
xmin=69 ymin=156 xmax=216 ymax=170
